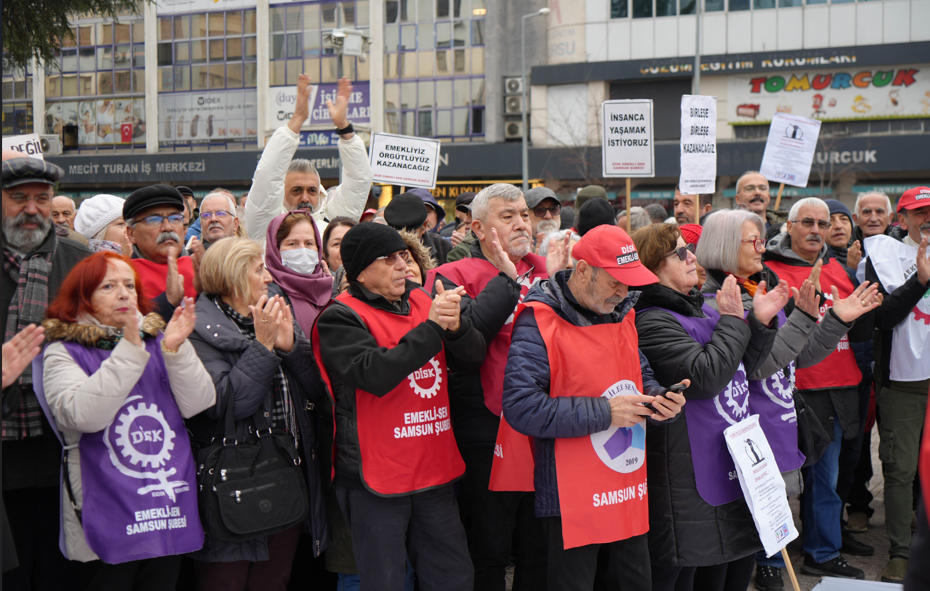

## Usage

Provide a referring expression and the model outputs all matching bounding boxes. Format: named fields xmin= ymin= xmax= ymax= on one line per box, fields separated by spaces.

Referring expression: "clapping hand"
xmin=791 ymin=275 xmax=821 ymax=318
xmin=831 ymin=281 xmax=883 ymax=322
xmin=917 ymin=237 xmax=929 ymax=286
xmin=751 ymin=280 xmax=790 ymax=325
xmin=2 ymin=325 xmax=45 ymax=389
xmin=274 ymin=298 xmax=296 ymax=353
xmin=716 ymin=275 xmax=744 ymax=317
xmin=249 ymin=295 xmax=285 ymax=352
xmin=847 ymin=240 xmax=862 ymax=271
xmin=489 ymin=228 xmax=519 ymax=280
xmin=430 ymin=281 xmax=465 ymax=332
xmin=165 ymin=247 xmax=185 ymax=307
xmin=545 ymin=233 xmax=572 ymax=277
xmin=163 ymin=297 xmax=196 ymax=352
xmin=188 ymin=237 xmax=205 ymax=294
xmin=287 ymin=74 xmax=313 ymax=133
xmin=326 ymin=77 xmax=353 ymax=135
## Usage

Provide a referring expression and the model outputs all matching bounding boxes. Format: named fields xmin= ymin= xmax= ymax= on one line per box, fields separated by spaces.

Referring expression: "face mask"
xmin=280 ymin=248 xmax=319 ymax=275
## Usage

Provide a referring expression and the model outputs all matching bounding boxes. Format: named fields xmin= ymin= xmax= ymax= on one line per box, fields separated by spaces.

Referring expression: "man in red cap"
xmin=502 ymin=224 xmax=686 ymax=590
xmin=861 ymin=186 xmax=930 ymax=583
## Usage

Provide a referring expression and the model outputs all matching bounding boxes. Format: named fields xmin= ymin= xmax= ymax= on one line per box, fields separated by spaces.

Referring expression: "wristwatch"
xmin=336 ymin=123 xmax=354 ymax=136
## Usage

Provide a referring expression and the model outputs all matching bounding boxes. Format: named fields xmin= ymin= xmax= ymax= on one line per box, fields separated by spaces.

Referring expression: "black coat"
xmin=633 ymin=283 xmax=776 ymax=567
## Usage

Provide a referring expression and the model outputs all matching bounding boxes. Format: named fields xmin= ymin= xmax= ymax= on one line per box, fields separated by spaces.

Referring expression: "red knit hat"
xmin=679 ymin=223 xmax=703 ymax=246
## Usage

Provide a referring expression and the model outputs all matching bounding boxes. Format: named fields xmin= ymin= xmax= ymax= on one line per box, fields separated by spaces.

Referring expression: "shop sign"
xmin=158 ymin=90 xmax=257 ymax=145
xmin=268 ymin=82 xmax=370 ymax=131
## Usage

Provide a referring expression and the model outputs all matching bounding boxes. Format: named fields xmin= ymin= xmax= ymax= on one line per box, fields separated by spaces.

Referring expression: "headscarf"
xmin=265 ymin=210 xmax=334 ymax=333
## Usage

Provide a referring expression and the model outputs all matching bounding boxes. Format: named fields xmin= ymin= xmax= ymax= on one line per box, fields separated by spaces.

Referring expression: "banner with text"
xmin=601 ymin=100 xmax=655 ymax=178
xmin=2 ymin=134 xmax=44 ymax=160
xmin=760 ymin=113 xmax=822 ymax=188
xmin=679 ymin=95 xmax=717 ymax=195
xmin=727 ymin=63 xmax=930 ymax=124
xmin=369 ymin=133 xmax=441 ymax=189
xmin=268 ymin=82 xmax=370 ymax=131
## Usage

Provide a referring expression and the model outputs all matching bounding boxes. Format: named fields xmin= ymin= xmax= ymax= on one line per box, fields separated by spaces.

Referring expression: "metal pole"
xmin=692 ymin=0 xmax=702 ymax=95
xmin=336 ymin=6 xmax=344 ymax=80
xmin=521 ymin=15 xmax=529 ymax=192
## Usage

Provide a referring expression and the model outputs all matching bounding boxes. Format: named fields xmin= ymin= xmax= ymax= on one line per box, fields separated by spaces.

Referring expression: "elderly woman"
xmin=38 ymin=251 xmax=214 ymax=588
xmin=74 ymin=194 xmax=130 ymax=255
xmin=186 ymin=238 xmax=327 ymax=591
xmin=631 ymin=223 xmax=788 ymax=591
xmin=697 ymin=209 xmax=881 ymax=589
xmin=399 ymin=229 xmax=436 ymax=286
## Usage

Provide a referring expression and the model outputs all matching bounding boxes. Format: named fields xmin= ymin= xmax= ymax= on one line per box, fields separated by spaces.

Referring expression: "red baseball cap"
xmin=571 ymin=224 xmax=658 ymax=287
xmin=360 ymin=208 xmax=378 ymax=221
xmin=896 ymin=186 xmax=930 ymax=213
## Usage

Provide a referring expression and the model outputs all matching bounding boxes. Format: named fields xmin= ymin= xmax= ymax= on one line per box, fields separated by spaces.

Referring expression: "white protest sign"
xmin=2 ymin=134 xmax=44 ymax=160
xmin=759 ymin=113 xmax=822 ymax=188
xmin=601 ymin=100 xmax=654 ymax=178
xmin=724 ymin=415 xmax=799 ymax=558
xmin=369 ymin=133 xmax=441 ymax=189
xmin=679 ymin=95 xmax=717 ymax=195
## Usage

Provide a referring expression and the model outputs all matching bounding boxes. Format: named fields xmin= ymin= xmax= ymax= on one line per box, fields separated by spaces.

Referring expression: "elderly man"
xmin=673 ymin=186 xmax=713 ymax=225
xmin=525 ymin=187 xmax=562 ymax=243
xmin=852 ymin=191 xmax=899 ymax=256
xmin=763 ymin=197 xmax=879 ymax=580
xmin=384 ymin=192 xmax=453 ymax=264
xmin=246 ymin=75 xmax=372 ymax=249
xmin=124 ymin=185 xmax=198 ymax=320
xmin=2 ymin=153 xmax=90 ymax=589
xmin=314 ymin=223 xmax=484 ymax=591
xmin=198 ymin=192 xmax=241 ymax=249
xmin=408 ymin=188 xmax=446 ymax=233
xmin=50 ymin=196 xmax=76 ymax=230
xmin=861 ymin=187 xmax=930 ymax=583
xmin=430 ymin=183 xmax=566 ymax=591
xmin=734 ymin=171 xmax=788 ymax=235
xmin=503 ymin=225 xmax=685 ymax=590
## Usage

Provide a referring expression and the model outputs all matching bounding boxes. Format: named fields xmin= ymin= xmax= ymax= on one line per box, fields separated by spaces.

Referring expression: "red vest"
xmin=131 ymin=257 xmax=197 ymax=302
xmin=313 ymin=289 xmax=465 ymax=496
xmin=528 ymin=302 xmax=649 ymax=548
xmin=765 ymin=258 xmax=862 ymax=390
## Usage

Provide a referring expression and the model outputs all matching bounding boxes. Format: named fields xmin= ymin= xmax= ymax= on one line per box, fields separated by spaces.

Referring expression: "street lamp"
xmin=522 ymin=7 xmax=550 ymax=192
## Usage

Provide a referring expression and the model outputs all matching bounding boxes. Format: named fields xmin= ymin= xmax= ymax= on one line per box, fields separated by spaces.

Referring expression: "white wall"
xmin=546 ymin=84 xmax=589 ymax=147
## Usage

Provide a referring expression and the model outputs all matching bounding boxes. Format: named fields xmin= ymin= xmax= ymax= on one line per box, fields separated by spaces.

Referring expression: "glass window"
xmin=385 ymin=25 xmax=399 ymax=52
xmin=357 ymin=1 xmax=370 ymax=26
xmin=453 ymin=108 xmax=468 ymax=135
xmin=115 ymin=45 xmax=131 ymax=69
xmin=63 ymin=74 xmax=79 ymax=96
xmin=418 ymin=80 xmax=434 ymax=107
xmin=192 ymin=14 xmax=207 ymax=37
xmin=133 ymin=22 xmax=145 ymax=43
xmin=79 ymin=25 xmax=94 ymax=46
xmin=209 ymin=64 xmax=225 ymax=88
xmin=62 ymin=28 xmax=78 ymax=48
xmin=471 ymin=20 xmax=484 ymax=45
xmin=79 ymin=73 xmax=95 ymax=95
xmin=779 ymin=0 xmax=802 ymax=5
xmin=401 ymin=25 xmax=416 ymax=50
xmin=471 ymin=78 xmax=484 ymax=105
xmin=321 ymin=56 xmax=338 ymax=82
xmin=176 ymin=42 xmax=190 ymax=64
xmin=401 ymin=81 xmax=416 ymax=109
xmin=418 ymin=0 xmax=433 ymax=20
xmin=271 ymin=8 xmax=287 ymax=32
xmin=271 ymin=34 xmax=286 ymax=59
xmin=245 ymin=37 xmax=257 ymax=59
xmin=228 ymin=38 xmax=243 ymax=60
xmin=96 ymin=72 xmax=111 ymax=95
xmin=192 ymin=65 xmax=208 ymax=90
xmin=437 ymin=0 xmax=449 ymax=18
xmin=227 ymin=11 xmax=243 ymax=35
xmin=175 ymin=66 xmax=190 ymax=91
xmin=79 ymin=48 xmax=95 ymax=71
xmin=453 ymin=49 xmax=465 ymax=73
xmin=115 ymin=70 xmax=131 ymax=93
xmin=611 ymin=0 xmax=628 ymax=18
xmin=452 ymin=21 xmax=467 ymax=46
xmin=436 ymin=49 xmax=450 ymax=74
xmin=385 ymin=83 xmax=399 ymax=110
xmin=400 ymin=52 xmax=416 ymax=78
xmin=211 ymin=39 xmax=225 ymax=61
xmin=633 ymin=0 xmax=652 ymax=18
xmin=436 ymin=22 xmax=450 ymax=48
xmin=159 ymin=67 xmax=173 ymax=92
xmin=705 ymin=0 xmax=725 ymax=11
xmin=754 ymin=0 xmax=775 ymax=8
xmin=385 ymin=53 xmax=398 ymax=78
xmin=436 ymin=80 xmax=452 ymax=107
xmin=115 ymin=24 xmax=131 ymax=44
xmin=245 ymin=10 xmax=257 ymax=33
xmin=244 ymin=62 xmax=257 ymax=86
xmin=99 ymin=23 xmax=113 ymax=45
xmin=98 ymin=47 xmax=113 ymax=70
xmin=192 ymin=40 xmax=207 ymax=64
xmin=401 ymin=111 xmax=414 ymax=134
xmin=471 ymin=47 xmax=484 ymax=74
xmin=322 ymin=2 xmax=338 ymax=27
xmin=418 ymin=110 xmax=433 ymax=136
xmin=174 ymin=16 xmax=190 ymax=39
xmin=471 ymin=107 xmax=483 ymax=134
xmin=680 ymin=0 xmax=695 ymax=15
xmin=46 ymin=75 xmax=62 ymax=97
xmin=132 ymin=70 xmax=145 ymax=93
xmin=729 ymin=0 xmax=749 ymax=10
xmin=436 ymin=110 xmax=451 ymax=135
xmin=304 ymin=30 xmax=320 ymax=56
xmin=210 ymin=13 xmax=225 ymax=36
xmin=133 ymin=44 xmax=145 ymax=68
xmin=418 ymin=51 xmax=434 ymax=76
xmin=453 ymin=78 xmax=468 ymax=106
xmin=62 ymin=49 xmax=78 ymax=72
xmin=287 ymin=58 xmax=301 ymax=83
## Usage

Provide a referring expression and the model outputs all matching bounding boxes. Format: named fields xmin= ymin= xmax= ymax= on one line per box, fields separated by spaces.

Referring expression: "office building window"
xmin=1 ymin=54 xmax=34 ymax=137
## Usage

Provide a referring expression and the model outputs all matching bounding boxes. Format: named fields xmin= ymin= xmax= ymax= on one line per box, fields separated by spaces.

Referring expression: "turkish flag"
xmin=121 ymin=123 xmax=133 ymax=143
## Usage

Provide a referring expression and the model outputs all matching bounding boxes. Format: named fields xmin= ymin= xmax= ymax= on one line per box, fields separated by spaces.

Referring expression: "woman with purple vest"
xmin=38 ymin=251 xmax=215 ymax=589
xmin=631 ymin=223 xmax=789 ymax=591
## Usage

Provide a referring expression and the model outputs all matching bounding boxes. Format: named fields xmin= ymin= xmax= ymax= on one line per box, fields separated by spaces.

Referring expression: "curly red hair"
xmin=46 ymin=252 xmax=153 ymax=323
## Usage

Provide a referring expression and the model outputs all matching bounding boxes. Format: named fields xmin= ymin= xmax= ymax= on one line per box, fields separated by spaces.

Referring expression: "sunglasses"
xmin=532 ymin=205 xmax=561 ymax=217
xmin=666 ymin=244 xmax=694 ymax=261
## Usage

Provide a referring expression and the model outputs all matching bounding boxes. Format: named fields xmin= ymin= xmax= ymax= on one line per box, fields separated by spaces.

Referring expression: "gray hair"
xmin=538 ymin=230 xmax=580 ymax=257
xmin=854 ymin=191 xmax=892 ymax=216
xmin=736 ymin=170 xmax=764 ymax=192
xmin=202 ymin=192 xmax=237 ymax=216
xmin=644 ymin=203 xmax=668 ymax=224
xmin=628 ymin=207 xmax=652 ymax=232
xmin=470 ymin=183 xmax=525 ymax=223
xmin=788 ymin=197 xmax=829 ymax=221
xmin=697 ymin=209 xmax=765 ymax=274
xmin=287 ymin=159 xmax=321 ymax=178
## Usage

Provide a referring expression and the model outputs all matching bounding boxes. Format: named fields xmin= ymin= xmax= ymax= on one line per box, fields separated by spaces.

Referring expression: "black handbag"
xmin=195 ymin=393 xmax=308 ymax=542
xmin=794 ymin=390 xmax=832 ymax=469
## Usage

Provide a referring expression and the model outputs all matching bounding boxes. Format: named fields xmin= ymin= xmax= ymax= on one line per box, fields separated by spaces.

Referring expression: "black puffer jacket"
xmin=633 ymin=283 xmax=775 ymax=567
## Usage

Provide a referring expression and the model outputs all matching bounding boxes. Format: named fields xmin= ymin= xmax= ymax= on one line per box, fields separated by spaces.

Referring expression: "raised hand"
xmin=188 ymin=236 xmax=205 ymax=294
xmin=791 ymin=275 xmax=821 ymax=318
xmin=807 ymin=259 xmax=823 ymax=295
xmin=489 ymin=228 xmax=518 ymax=280
xmin=752 ymin=280 xmax=790 ymax=326
xmin=451 ymin=227 xmax=467 ymax=247
xmin=274 ymin=297 xmax=296 ymax=352
xmin=831 ymin=281 xmax=883 ymax=322
xmin=165 ymin=247 xmax=185 ymax=307
xmin=429 ymin=281 xmax=465 ymax=332
xmin=249 ymin=295 xmax=284 ymax=351
xmin=918 ymin=237 xmax=930 ymax=285
xmin=545 ymin=233 xmax=571 ymax=277
xmin=2 ymin=325 xmax=45 ymax=389
xmin=847 ymin=240 xmax=862 ymax=271
xmin=326 ymin=77 xmax=352 ymax=133
xmin=122 ymin=307 xmax=143 ymax=347
xmin=287 ymin=73 xmax=313 ymax=133
xmin=716 ymin=275 xmax=745 ymax=318
xmin=163 ymin=297 xmax=197 ymax=352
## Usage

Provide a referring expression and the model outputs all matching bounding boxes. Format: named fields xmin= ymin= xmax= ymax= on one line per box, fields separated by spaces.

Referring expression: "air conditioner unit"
xmin=504 ymin=77 xmax=524 ymax=95
xmin=504 ymin=120 xmax=524 ymax=140
xmin=504 ymin=96 xmax=524 ymax=115
xmin=40 ymin=135 xmax=63 ymax=156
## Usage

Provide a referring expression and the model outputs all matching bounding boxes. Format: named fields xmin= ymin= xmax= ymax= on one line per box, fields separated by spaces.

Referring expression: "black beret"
xmin=123 ymin=184 xmax=185 ymax=221
xmin=340 ymin=222 xmax=409 ymax=281
xmin=384 ymin=193 xmax=428 ymax=232
xmin=175 ymin=185 xmax=195 ymax=198
xmin=577 ymin=198 xmax=616 ymax=236
xmin=2 ymin=158 xmax=64 ymax=189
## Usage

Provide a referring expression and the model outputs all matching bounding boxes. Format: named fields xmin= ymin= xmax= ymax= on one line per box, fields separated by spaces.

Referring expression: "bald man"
xmin=51 ymin=196 xmax=76 ymax=230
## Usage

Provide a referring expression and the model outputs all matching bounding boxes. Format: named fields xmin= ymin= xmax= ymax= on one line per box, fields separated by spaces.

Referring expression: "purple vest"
xmin=746 ymin=310 xmax=806 ymax=474
xmin=33 ymin=336 xmax=203 ymax=564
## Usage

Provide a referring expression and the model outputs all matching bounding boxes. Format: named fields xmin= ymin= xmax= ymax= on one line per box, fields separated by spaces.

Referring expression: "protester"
xmin=825 ymin=199 xmax=856 ymax=268
xmin=560 ymin=207 xmax=575 ymax=231
xmin=51 ymin=196 xmax=77 ymax=230
xmin=678 ymin=223 xmax=705 ymax=288
xmin=644 ymin=203 xmax=668 ymax=225
xmin=38 ymin=252 xmax=214 ymax=588
xmin=524 ymin=187 xmax=562 ymax=244
xmin=408 ymin=188 xmax=446 ymax=233
xmin=763 ymin=197 xmax=884 ymax=580
xmin=577 ymin=198 xmax=615 ymax=237
xmin=384 ymin=192 xmax=452 ymax=265
xmin=733 ymin=171 xmax=788 ymax=236
xmin=443 ymin=192 xmax=476 ymax=242
xmin=314 ymin=222 xmax=484 ymax=591
xmin=632 ymin=222 xmax=785 ymax=591
xmin=2 ymin=153 xmax=91 ymax=590
xmin=574 ymin=185 xmax=607 ymax=214
xmin=853 ymin=191 xmax=896 ymax=255
xmin=74 ymin=194 xmax=130 ymax=255
xmin=245 ymin=75 xmax=372 ymax=248
xmin=627 ymin=207 xmax=652 ymax=233
xmin=698 ymin=209 xmax=879 ymax=590
xmin=199 ymin=192 xmax=241 ymax=248
xmin=186 ymin=238 xmax=327 ymax=590
xmin=430 ymin=183 xmax=560 ymax=590
xmin=673 ymin=187 xmax=713 ymax=225
xmin=399 ymin=230 xmax=437 ymax=285
xmin=862 ymin=187 xmax=930 ymax=583
xmin=321 ymin=216 xmax=357 ymax=273
xmin=503 ymin=224 xmax=686 ymax=590
xmin=359 ymin=208 xmax=377 ymax=223
xmin=123 ymin=185 xmax=198 ymax=321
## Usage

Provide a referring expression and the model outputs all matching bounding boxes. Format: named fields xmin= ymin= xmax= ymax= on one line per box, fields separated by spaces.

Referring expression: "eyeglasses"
xmin=741 ymin=238 xmax=765 ymax=252
xmin=532 ymin=205 xmax=561 ymax=217
xmin=7 ymin=193 xmax=51 ymax=205
xmin=791 ymin=218 xmax=831 ymax=230
xmin=666 ymin=246 xmax=691 ymax=261
xmin=200 ymin=210 xmax=232 ymax=221
xmin=135 ymin=213 xmax=184 ymax=227
xmin=376 ymin=251 xmax=407 ymax=265
xmin=740 ymin=184 xmax=770 ymax=193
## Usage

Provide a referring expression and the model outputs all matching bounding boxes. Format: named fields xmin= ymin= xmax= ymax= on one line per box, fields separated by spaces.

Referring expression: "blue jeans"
xmin=802 ymin=418 xmax=844 ymax=563
xmin=756 ymin=549 xmax=786 ymax=568
xmin=337 ymin=556 xmax=416 ymax=591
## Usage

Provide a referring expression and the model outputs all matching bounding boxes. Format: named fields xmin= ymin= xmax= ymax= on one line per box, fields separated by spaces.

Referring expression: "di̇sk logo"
xmin=104 ymin=396 xmax=188 ymax=502
xmin=714 ymin=363 xmax=750 ymax=425
xmin=590 ymin=380 xmax=646 ymax=474
xmin=408 ymin=357 xmax=442 ymax=399
xmin=761 ymin=362 xmax=796 ymax=410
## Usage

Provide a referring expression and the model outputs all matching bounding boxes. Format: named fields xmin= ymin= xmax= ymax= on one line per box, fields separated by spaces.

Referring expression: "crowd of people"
xmin=2 ymin=76 xmax=930 ymax=591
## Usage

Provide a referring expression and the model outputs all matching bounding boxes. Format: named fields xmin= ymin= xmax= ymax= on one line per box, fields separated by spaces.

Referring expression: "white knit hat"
xmin=74 ymin=194 xmax=125 ymax=240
